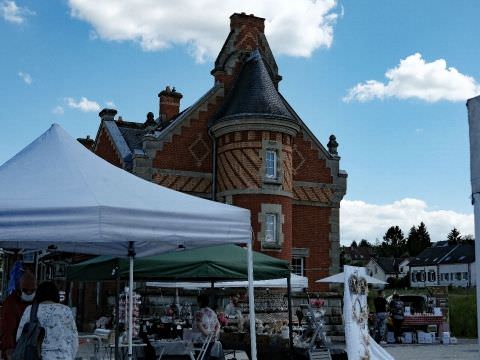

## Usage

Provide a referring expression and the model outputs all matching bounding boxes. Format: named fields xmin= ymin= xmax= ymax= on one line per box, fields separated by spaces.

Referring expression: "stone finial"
xmin=327 ymin=134 xmax=339 ymax=155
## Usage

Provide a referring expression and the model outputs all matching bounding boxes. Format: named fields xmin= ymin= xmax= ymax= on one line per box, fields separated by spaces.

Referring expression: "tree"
xmin=447 ymin=227 xmax=462 ymax=245
xmin=380 ymin=226 xmax=406 ymax=257
xmin=407 ymin=222 xmax=431 ymax=256
xmin=461 ymin=234 xmax=475 ymax=245
xmin=359 ymin=239 xmax=371 ymax=247
xmin=351 ymin=240 xmax=358 ymax=248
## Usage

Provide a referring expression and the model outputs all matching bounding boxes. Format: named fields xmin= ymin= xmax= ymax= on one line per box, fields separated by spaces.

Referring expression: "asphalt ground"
xmin=384 ymin=339 xmax=478 ymax=360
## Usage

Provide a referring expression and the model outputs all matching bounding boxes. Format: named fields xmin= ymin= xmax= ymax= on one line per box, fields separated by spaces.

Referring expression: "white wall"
xmin=366 ymin=260 xmax=387 ymax=282
xmin=398 ymin=259 xmax=410 ymax=278
xmin=410 ymin=265 xmax=438 ymax=288
xmin=411 ymin=262 xmax=476 ymax=288
xmin=439 ymin=262 xmax=475 ymax=287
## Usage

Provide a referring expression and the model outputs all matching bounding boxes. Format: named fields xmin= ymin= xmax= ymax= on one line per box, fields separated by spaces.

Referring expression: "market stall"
xmin=0 ymin=124 xmax=257 ymax=359
xmin=68 ymin=244 xmax=295 ymax=359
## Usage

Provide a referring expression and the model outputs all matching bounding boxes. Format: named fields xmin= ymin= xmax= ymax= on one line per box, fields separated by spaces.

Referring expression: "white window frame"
xmin=265 ymin=150 xmax=277 ymax=179
xmin=264 ymin=213 xmax=277 ymax=243
xmin=292 ymin=257 xmax=305 ymax=277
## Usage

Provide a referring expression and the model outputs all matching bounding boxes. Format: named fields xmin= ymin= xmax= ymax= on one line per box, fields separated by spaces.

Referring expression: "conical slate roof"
xmin=212 ymin=50 xmax=295 ymax=125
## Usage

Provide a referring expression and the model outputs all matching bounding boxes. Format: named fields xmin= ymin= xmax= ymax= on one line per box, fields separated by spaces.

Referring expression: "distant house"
xmin=366 ymin=257 xmax=404 ymax=283
xmin=409 ymin=241 xmax=476 ymax=288
xmin=398 ymin=257 xmax=412 ymax=278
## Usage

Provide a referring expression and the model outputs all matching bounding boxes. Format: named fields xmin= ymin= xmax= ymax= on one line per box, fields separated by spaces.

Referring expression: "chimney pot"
xmin=98 ymin=108 xmax=117 ymax=121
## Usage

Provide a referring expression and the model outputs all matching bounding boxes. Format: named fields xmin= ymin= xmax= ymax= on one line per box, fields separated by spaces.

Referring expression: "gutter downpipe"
xmin=208 ymin=129 xmax=217 ymax=201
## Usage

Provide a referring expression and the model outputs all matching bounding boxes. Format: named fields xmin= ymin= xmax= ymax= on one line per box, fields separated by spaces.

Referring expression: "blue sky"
xmin=1 ymin=0 xmax=479 ymax=243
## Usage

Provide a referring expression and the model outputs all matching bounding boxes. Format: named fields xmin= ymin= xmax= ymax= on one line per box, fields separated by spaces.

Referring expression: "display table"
xmin=402 ymin=315 xmax=445 ymax=336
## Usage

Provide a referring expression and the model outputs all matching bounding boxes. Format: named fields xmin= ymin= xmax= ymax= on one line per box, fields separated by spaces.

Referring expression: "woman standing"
xmin=16 ymin=282 xmax=78 ymax=360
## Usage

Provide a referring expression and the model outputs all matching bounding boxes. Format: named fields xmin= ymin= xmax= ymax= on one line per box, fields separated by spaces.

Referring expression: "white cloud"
xmin=18 ymin=71 xmax=32 ymax=84
xmin=66 ymin=97 xmax=101 ymax=112
xmin=1 ymin=1 xmax=34 ymax=24
xmin=52 ymin=106 xmax=64 ymax=115
xmin=106 ymin=100 xmax=116 ymax=108
xmin=344 ymin=53 xmax=480 ymax=103
xmin=341 ymin=198 xmax=474 ymax=245
xmin=68 ymin=0 xmax=339 ymax=62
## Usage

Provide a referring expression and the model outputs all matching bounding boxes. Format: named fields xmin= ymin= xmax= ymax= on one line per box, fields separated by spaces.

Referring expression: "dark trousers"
xmin=392 ymin=318 xmax=404 ymax=342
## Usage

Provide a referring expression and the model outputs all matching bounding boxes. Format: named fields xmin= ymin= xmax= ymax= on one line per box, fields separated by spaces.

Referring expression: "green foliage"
xmin=379 ymin=226 xmax=406 ymax=257
xmin=351 ymin=240 xmax=358 ymax=248
xmin=447 ymin=227 xmax=462 ymax=245
xmin=449 ymin=289 xmax=477 ymax=338
xmin=386 ymin=275 xmax=410 ymax=289
xmin=406 ymin=222 xmax=431 ymax=256
xmin=359 ymin=239 xmax=371 ymax=247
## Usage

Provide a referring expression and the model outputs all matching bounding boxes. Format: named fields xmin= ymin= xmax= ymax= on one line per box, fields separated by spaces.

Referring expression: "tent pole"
xmin=287 ymin=273 xmax=294 ymax=356
xmin=473 ymin=193 xmax=480 ymax=350
xmin=115 ymin=262 xmax=120 ymax=360
xmin=247 ymin=240 xmax=257 ymax=360
xmin=128 ymin=242 xmax=135 ymax=359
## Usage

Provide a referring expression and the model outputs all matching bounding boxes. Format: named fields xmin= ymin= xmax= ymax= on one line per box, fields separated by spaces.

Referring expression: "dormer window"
xmin=265 ymin=150 xmax=277 ymax=178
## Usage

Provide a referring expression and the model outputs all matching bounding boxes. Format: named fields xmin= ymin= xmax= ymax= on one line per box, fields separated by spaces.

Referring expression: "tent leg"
xmin=473 ymin=193 xmax=480 ymax=351
xmin=247 ymin=241 xmax=257 ymax=360
xmin=287 ymin=273 xmax=294 ymax=356
xmin=115 ymin=263 xmax=120 ymax=360
xmin=128 ymin=244 xmax=135 ymax=359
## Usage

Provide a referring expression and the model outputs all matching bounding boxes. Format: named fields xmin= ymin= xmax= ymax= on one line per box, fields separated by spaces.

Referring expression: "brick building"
xmin=87 ymin=13 xmax=347 ymax=291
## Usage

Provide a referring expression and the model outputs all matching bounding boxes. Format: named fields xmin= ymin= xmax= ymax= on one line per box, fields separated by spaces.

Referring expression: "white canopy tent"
xmin=0 ymin=124 xmax=258 ymax=359
xmin=147 ymin=273 xmax=309 ymax=291
xmin=316 ymin=271 xmax=387 ymax=285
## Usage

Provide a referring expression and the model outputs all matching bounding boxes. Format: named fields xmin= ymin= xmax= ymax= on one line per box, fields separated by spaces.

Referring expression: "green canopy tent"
xmin=68 ymin=244 xmax=295 ymax=354
xmin=67 ymin=244 xmax=290 ymax=281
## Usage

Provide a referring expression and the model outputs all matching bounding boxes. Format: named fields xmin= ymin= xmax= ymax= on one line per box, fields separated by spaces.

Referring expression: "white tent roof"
xmin=146 ymin=273 xmax=308 ymax=291
xmin=0 ymin=124 xmax=251 ymax=257
xmin=316 ymin=271 xmax=387 ymax=285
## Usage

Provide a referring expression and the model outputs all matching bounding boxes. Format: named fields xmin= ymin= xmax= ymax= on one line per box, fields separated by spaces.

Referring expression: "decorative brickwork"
xmin=94 ymin=127 xmax=122 ymax=168
xmin=293 ymin=131 xmax=333 ymax=183
xmin=152 ymin=170 xmax=212 ymax=195
xmin=152 ymin=99 xmax=221 ymax=173
xmin=233 ymin=194 xmax=292 ymax=261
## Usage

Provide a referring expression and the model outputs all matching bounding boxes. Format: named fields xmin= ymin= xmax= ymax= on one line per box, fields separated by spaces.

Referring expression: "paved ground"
xmin=384 ymin=340 xmax=478 ymax=360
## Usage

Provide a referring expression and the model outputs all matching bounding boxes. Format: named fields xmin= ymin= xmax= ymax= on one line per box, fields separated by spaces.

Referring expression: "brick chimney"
xmin=98 ymin=108 xmax=117 ymax=121
xmin=158 ymin=86 xmax=183 ymax=124
xmin=230 ymin=12 xmax=265 ymax=37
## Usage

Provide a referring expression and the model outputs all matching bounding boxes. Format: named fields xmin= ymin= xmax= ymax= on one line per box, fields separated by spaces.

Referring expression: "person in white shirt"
xmin=17 ymin=281 xmax=78 ymax=360
xmin=224 ymin=295 xmax=240 ymax=318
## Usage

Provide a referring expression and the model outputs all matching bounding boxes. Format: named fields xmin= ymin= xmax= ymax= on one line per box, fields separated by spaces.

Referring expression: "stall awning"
xmin=67 ymin=244 xmax=291 ymax=282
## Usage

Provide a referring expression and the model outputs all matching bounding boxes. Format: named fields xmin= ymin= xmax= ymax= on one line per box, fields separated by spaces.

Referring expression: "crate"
xmin=417 ymin=331 xmax=435 ymax=344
